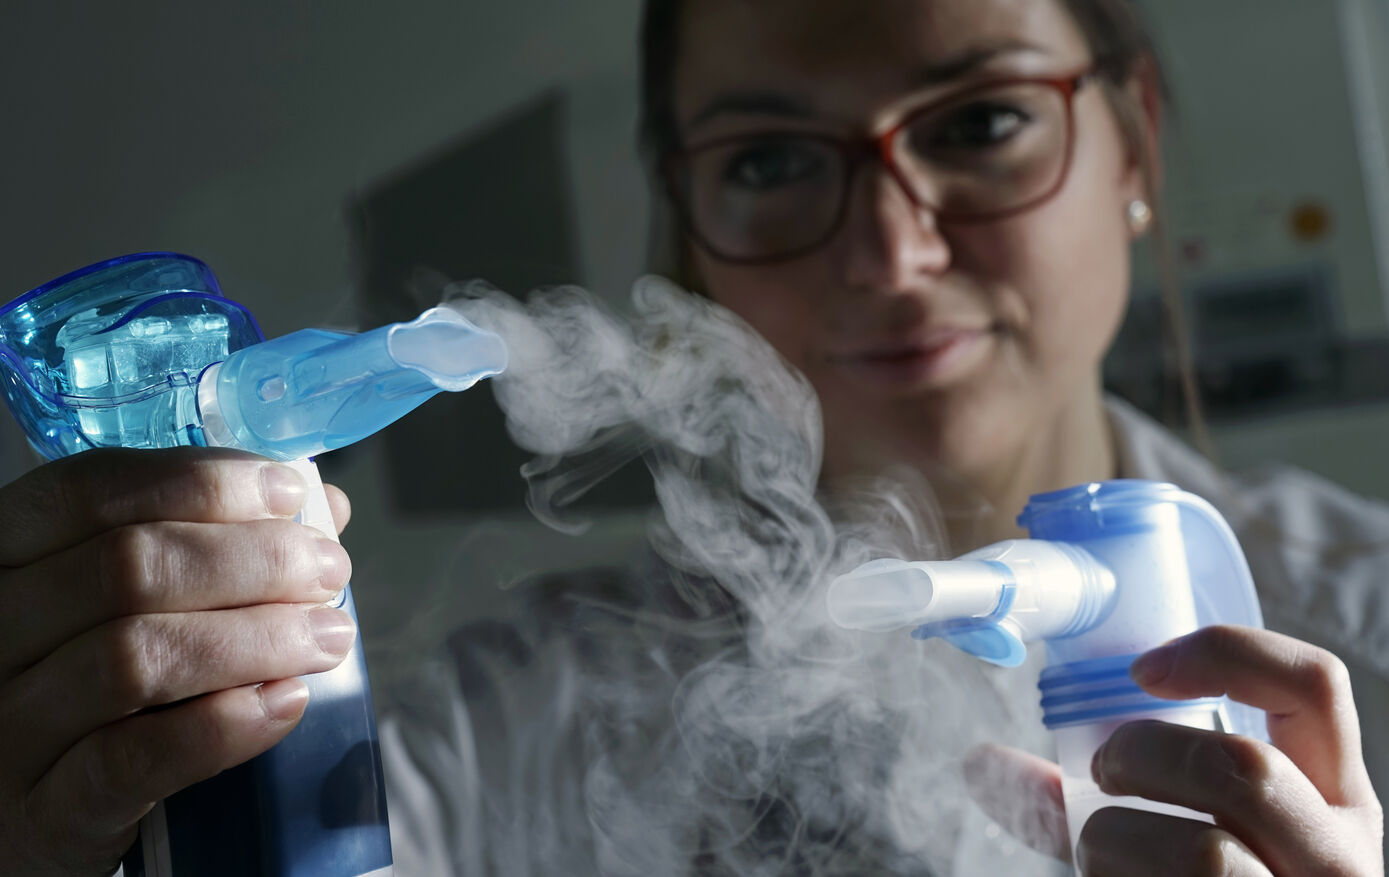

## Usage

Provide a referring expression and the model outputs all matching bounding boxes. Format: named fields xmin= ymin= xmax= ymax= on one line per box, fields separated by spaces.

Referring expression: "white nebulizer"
xmin=827 ymin=480 xmax=1266 ymax=869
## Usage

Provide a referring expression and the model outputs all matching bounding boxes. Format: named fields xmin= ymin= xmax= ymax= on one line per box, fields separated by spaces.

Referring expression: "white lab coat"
xmin=379 ymin=397 xmax=1389 ymax=875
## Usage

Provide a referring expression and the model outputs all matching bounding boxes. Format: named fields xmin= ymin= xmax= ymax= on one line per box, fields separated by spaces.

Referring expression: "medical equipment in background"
xmin=1109 ymin=0 xmax=1389 ymax=417
xmin=0 ymin=252 xmax=508 ymax=877
xmin=828 ymin=480 xmax=1265 ymax=871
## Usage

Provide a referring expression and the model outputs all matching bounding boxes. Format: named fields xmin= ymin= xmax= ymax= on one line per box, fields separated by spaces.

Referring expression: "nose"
xmin=841 ymin=162 xmax=952 ymax=290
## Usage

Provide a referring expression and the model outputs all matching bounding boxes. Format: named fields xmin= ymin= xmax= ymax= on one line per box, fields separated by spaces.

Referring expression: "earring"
xmin=1127 ymin=199 xmax=1154 ymax=235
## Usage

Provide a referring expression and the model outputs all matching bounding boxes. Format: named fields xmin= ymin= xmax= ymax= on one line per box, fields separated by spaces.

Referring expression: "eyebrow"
xmin=909 ymin=40 xmax=1048 ymax=87
xmin=685 ymin=93 xmax=816 ymax=130
xmin=684 ymin=41 xmax=1048 ymax=132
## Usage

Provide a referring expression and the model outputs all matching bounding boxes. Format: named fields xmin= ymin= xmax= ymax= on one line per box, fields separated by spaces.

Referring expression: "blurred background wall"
xmin=1115 ymin=0 xmax=1389 ymax=504
xmin=3 ymin=0 xmax=1389 ymax=636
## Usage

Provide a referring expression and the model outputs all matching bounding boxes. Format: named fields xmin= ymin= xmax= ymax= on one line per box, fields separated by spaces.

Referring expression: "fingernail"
xmin=1130 ymin=642 xmax=1178 ymax=687
xmin=259 ymin=678 xmax=309 ymax=721
xmin=260 ymin=464 xmax=307 ymax=517
xmin=315 ymin=538 xmax=351 ymax=592
xmin=308 ymin=606 xmax=357 ymax=657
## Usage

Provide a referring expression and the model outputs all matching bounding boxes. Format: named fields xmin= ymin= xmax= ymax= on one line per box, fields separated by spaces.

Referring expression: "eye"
xmin=721 ymin=141 xmax=825 ymax=191
xmin=924 ymin=101 xmax=1032 ymax=151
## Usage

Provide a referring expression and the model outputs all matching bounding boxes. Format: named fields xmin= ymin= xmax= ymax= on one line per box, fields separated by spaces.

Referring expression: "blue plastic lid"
xmin=3 ymin=251 xmax=223 ymax=319
xmin=1018 ymin=479 xmax=1191 ymax=540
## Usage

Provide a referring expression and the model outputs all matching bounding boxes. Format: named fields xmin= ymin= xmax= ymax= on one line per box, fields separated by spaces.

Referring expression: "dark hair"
xmin=640 ymin=0 xmax=1160 ymax=179
xmin=636 ymin=0 xmax=683 ymax=171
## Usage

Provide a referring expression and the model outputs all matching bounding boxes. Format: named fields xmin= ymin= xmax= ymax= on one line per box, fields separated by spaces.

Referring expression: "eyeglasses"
xmin=664 ymin=70 xmax=1096 ymax=264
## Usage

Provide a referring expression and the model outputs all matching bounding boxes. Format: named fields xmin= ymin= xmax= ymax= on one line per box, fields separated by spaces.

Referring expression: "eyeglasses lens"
xmin=681 ymin=80 xmax=1073 ymax=262
xmin=686 ymin=137 xmax=846 ymax=262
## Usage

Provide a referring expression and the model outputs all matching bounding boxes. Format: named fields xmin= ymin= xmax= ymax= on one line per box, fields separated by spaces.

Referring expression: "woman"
xmin=626 ymin=0 xmax=1386 ymax=872
xmin=635 ymin=0 xmax=1387 ymax=868
xmin=0 ymin=0 xmax=1382 ymax=875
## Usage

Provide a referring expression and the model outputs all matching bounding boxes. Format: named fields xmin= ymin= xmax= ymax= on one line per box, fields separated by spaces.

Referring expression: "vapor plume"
xmin=381 ymin=277 xmax=1061 ymax=876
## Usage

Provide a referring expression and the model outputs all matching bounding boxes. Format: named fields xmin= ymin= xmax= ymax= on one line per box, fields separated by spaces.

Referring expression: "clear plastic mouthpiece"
xmin=200 ymin=307 xmax=508 ymax=460
xmin=826 ymin=559 xmax=939 ymax=632
xmin=827 ymin=541 xmax=1117 ymax=668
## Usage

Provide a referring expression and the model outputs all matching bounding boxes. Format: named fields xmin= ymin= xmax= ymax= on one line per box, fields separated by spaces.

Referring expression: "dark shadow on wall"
xmin=344 ymin=90 xmax=654 ymax=516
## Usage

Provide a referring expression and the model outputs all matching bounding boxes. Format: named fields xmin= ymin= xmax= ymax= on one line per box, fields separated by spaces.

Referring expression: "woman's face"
xmin=671 ymin=0 xmax=1146 ymax=484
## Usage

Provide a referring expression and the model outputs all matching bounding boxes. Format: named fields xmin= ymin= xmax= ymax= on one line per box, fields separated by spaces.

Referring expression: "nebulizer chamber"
xmin=828 ymin=480 xmax=1265 ymax=868
xmin=0 ymin=252 xmax=507 ymax=877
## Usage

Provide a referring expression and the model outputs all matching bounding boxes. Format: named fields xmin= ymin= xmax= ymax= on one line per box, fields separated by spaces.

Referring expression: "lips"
xmin=830 ymin=326 xmax=995 ymax=388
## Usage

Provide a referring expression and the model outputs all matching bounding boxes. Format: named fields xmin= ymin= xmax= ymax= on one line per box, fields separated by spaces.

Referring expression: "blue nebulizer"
xmin=828 ymin=480 xmax=1266 ymax=868
xmin=0 ymin=252 xmax=508 ymax=877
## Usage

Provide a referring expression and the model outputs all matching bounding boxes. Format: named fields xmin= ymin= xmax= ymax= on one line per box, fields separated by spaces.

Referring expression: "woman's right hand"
xmin=0 ymin=447 xmax=356 ymax=876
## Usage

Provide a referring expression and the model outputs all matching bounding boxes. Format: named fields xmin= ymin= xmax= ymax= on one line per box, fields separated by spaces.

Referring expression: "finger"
xmin=1 ymin=604 xmax=355 ymax=787
xmin=1130 ymin=625 xmax=1372 ymax=807
xmin=1077 ymin=807 xmax=1273 ymax=877
xmin=0 ymin=447 xmax=309 ymax=566
xmin=0 ymin=518 xmax=352 ymax=677
xmin=1093 ymin=721 xmax=1341 ymax=875
xmin=21 ymin=679 xmax=308 ymax=873
xmin=323 ymin=483 xmax=352 ymax=535
xmin=962 ymin=743 xmax=1070 ymax=862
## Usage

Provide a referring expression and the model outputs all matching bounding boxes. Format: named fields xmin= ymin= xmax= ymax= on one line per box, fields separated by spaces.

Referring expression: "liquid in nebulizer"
xmin=1054 ymin=705 xmax=1225 ymax=871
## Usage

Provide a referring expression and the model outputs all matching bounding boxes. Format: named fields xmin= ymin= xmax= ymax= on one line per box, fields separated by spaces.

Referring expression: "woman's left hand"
xmin=1083 ymin=625 xmax=1383 ymax=874
xmin=966 ymin=625 xmax=1384 ymax=875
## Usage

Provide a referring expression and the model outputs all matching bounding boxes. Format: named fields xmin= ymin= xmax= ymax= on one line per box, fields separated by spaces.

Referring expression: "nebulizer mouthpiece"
xmin=827 ymin=541 xmax=1116 ymax=665
xmin=829 ymin=480 xmax=1266 ymax=872
xmin=199 ymin=306 xmax=506 ymax=460
xmin=826 ymin=558 xmax=941 ymax=632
